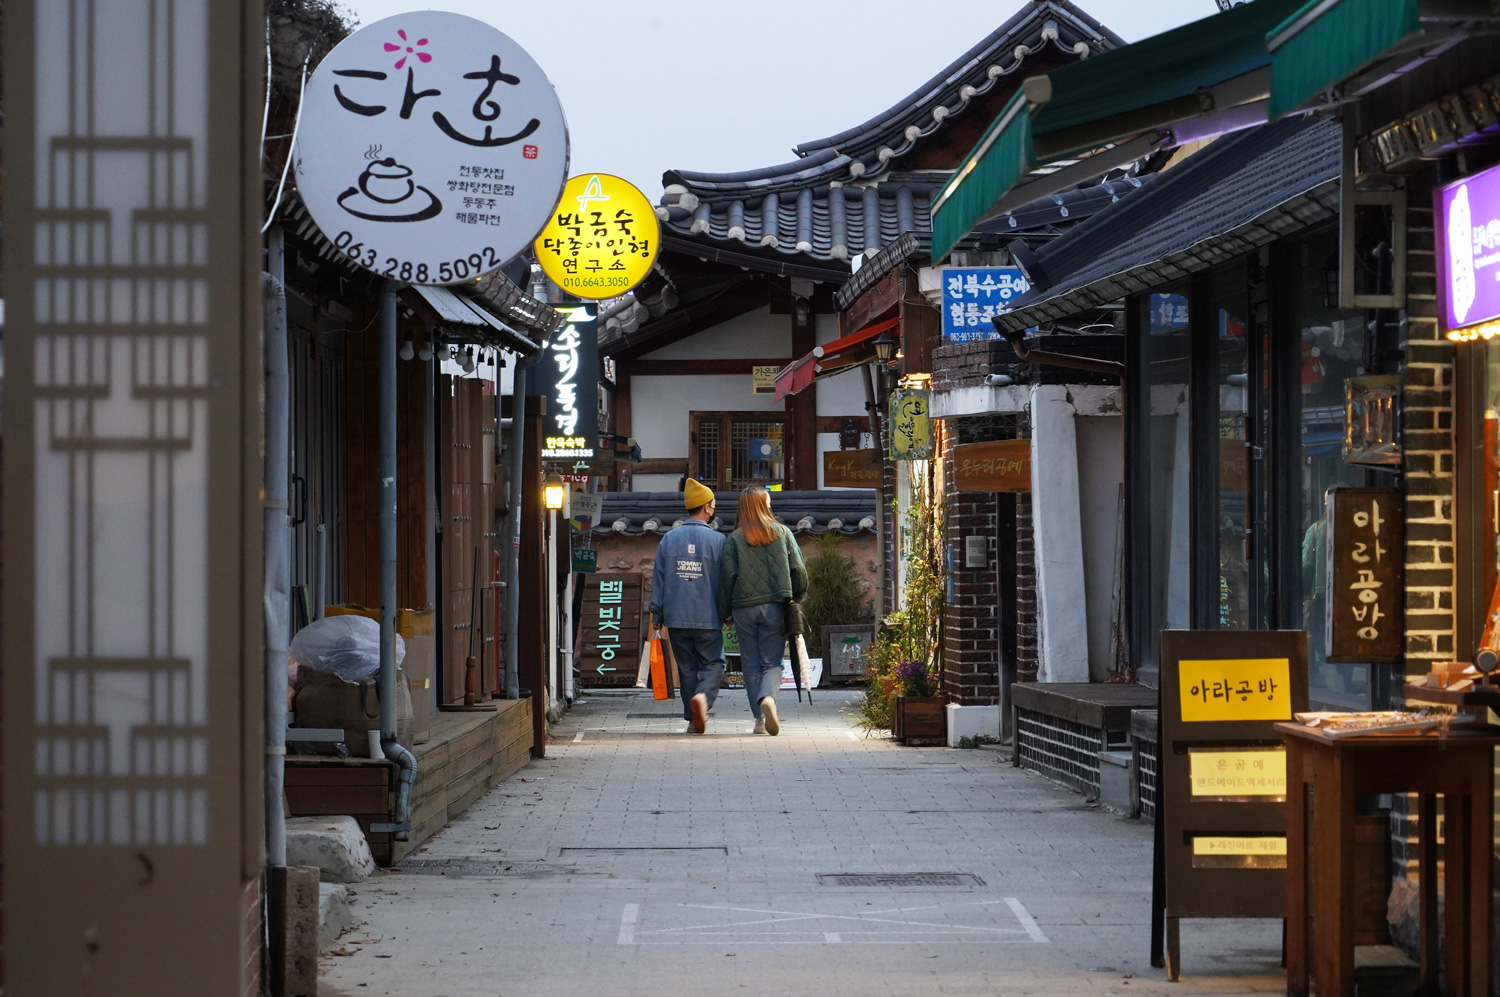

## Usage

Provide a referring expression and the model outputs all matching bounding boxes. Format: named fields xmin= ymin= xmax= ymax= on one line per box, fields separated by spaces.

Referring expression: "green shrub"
xmin=800 ymin=533 xmax=871 ymax=657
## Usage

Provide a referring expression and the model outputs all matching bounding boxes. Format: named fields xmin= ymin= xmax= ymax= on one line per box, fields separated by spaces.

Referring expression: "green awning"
xmin=1266 ymin=0 xmax=1420 ymax=118
xmin=930 ymin=0 xmax=1301 ymax=264
xmin=1030 ymin=0 xmax=1301 ymax=161
xmin=930 ymin=92 xmax=1033 ymax=264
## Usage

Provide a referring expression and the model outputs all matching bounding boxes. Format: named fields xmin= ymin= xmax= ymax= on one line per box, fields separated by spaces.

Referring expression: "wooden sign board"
xmin=1324 ymin=487 xmax=1404 ymax=663
xmin=1157 ymin=630 xmax=1307 ymax=977
xmin=577 ymin=572 xmax=644 ymax=687
xmin=952 ymin=439 xmax=1030 ymax=492
xmin=824 ymin=448 xmax=881 ymax=488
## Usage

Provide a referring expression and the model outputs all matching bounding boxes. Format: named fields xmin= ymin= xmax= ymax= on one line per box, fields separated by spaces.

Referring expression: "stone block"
xmin=269 ymin=865 xmax=319 ymax=997
xmin=1097 ymin=750 xmax=1132 ymax=813
xmin=945 ymin=703 xmax=1000 ymax=746
xmin=319 ymin=882 xmax=357 ymax=951
xmin=286 ymin=814 xmax=377 ymax=884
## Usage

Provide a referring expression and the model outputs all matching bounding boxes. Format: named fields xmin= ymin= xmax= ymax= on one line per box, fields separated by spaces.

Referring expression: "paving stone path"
xmin=323 ymin=689 xmax=1283 ymax=996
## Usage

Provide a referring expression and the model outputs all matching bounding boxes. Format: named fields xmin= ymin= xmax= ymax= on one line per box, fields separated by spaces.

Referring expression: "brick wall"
xmin=941 ymin=415 xmax=1034 ymax=704
xmin=1393 ymin=179 xmax=1458 ymax=879
xmin=932 ymin=341 xmax=994 ymax=392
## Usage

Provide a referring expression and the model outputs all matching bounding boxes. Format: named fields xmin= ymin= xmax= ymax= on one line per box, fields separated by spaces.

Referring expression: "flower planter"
xmin=894 ymin=695 xmax=946 ymax=746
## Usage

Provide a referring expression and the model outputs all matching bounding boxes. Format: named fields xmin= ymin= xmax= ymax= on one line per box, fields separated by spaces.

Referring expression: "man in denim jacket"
xmin=648 ymin=479 xmax=725 ymax=733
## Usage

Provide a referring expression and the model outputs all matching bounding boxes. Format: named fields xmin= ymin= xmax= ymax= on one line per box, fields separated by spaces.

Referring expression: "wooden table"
xmin=1278 ymin=722 xmax=1498 ymax=997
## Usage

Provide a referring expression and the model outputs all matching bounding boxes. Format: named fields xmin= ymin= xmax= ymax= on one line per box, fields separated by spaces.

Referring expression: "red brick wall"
xmin=243 ymin=875 xmax=262 ymax=997
xmin=1015 ymin=493 xmax=1038 ymax=684
xmin=942 ymin=486 xmax=1000 ymax=704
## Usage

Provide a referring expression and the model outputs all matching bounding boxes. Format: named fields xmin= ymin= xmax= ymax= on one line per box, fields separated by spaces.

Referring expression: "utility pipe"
xmin=262 ymin=231 xmax=290 ymax=868
xmin=502 ymin=356 xmax=536 ymax=698
xmin=862 ymin=361 xmax=886 ymax=618
xmin=376 ymin=280 xmax=416 ymax=838
xmin=561 ymin=487 xmax=575 ymax=703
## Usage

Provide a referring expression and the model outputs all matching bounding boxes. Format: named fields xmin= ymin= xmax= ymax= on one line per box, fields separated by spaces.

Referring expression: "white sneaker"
xmin=760 ymin=697 xmax=780 ymax=736
xmin=753 ymin=717 xmax=766 ymax=735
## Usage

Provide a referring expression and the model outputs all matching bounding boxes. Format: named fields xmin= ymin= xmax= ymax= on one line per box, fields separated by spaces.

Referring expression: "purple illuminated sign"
xmin=1438 ymin=159 xmax=1500 ymax=332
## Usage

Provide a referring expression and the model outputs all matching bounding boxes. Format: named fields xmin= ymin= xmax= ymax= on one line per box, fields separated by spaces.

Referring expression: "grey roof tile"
xmin=656 ymin=1 xmax=1122 ymax=267
xmin=589 ymin=491 xmax=876 ymax=538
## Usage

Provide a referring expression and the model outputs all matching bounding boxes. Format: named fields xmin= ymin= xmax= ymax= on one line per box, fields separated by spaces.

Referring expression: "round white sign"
xmin=293 ymin=12 xmax=568 ymax=285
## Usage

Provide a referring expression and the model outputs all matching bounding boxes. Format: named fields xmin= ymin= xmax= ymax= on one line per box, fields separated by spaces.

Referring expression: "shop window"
xmin=689 ymin=411 xmax=788 ymax=490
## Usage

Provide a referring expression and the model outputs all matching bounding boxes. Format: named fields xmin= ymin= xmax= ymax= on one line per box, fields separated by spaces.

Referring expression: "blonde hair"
xmin=736 ymin=486 xmax=780 ymax=547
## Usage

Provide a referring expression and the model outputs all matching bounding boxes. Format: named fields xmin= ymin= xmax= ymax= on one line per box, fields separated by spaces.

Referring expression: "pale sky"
xmin=344 ymin=0 xmax=1215 ymax=199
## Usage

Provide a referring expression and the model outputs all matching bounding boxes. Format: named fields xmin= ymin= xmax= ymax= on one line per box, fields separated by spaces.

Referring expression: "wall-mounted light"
xmin=1447 ymin=319 xmax=1500 ymax=343
xmin=793 ymin=296 xmax=810 ymax=326
xmin=872 ymin=330 xmax=897 ymax=362
xmin=543 ymin=473 xmax=565 ymax=510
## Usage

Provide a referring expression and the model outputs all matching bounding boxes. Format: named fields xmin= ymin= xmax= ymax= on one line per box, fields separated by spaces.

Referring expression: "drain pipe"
xmin=502 ymin=354 xmax=537 ymax=699
xmin=375 ymin=280 xmax=416 ymax=839
xmin=262 ymin=231 xmax=290 ymax=868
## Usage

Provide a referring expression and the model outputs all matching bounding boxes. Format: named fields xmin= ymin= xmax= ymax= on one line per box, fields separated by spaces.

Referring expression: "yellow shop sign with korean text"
xmin=535 ymin=174 xmax=660 ymax=299
xmin=1178 ymin=658 xmax=1292 ymax=722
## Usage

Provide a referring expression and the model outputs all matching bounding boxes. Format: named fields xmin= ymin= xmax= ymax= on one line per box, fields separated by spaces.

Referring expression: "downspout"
xmin=503 ymin=354 xmax=538 ymax=699
xmin=375 ymin=280 xmax=416 ymax=839
xmin=262 ymin=232 xmax=290 ymax=868
xmin=862 ymin=362 xmax=886 ymax=618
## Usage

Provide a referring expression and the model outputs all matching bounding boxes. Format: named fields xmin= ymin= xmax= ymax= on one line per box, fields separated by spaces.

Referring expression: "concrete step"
xmin=318 ymin=882 xmax=357 ymax=951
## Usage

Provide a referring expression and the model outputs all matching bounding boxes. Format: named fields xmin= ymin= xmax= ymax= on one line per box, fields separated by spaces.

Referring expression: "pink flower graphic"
xmin=383 ymin=29 xmax=431 ymax=70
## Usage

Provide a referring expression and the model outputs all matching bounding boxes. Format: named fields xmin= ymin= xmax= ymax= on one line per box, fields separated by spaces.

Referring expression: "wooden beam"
xmin=620 ymin=357 xmax=794 ymax=377
xmin=790 ymin=306 xmax=817 ymax=489
xmin=899 ymin=291 xmax=942 ymax=376
xmin=814 ymin=416 xmax=871 ymax=434
xmin=840 ymin=269 xmax=902 ymax=337
xmin=633 ymin=458 xmax=689 ymax=475
xmin=518 ymin=405 xmax=546 ymax=758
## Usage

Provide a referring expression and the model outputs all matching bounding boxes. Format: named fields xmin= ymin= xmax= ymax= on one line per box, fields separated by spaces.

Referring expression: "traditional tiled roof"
xmin=589 ymin=491 xmax=876 ymax=538
xmin=656 ymin=2 xmax=1122 ymax=269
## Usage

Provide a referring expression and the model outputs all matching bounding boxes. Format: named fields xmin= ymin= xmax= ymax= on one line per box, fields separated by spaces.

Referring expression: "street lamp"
xmin=543 ymin=473 xmax=565 ymax=510
xmin=872 ymin=330 xmax=897 ymax=363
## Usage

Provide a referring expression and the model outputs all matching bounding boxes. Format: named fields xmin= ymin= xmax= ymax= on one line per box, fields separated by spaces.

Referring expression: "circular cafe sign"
xmin=534 ymin=174 xmax=661 ymax=298
xmin=294 ymin=12 xmax=568 ymax=284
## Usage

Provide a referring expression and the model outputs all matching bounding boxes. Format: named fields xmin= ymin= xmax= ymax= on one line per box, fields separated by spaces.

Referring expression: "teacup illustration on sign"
xmin=337 ymin=147 xmax=442 ymax=222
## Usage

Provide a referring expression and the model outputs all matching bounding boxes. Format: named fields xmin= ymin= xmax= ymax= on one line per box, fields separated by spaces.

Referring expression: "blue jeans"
xmin=733 ymin=603 xmax=785 ymax=718
xmin=667 ymin=628 xmax=725 ymax=721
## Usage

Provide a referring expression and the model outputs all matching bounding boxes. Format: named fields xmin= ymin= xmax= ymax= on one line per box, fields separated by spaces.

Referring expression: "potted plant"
xmin=894 ymin=659 xmax=945 ymax=744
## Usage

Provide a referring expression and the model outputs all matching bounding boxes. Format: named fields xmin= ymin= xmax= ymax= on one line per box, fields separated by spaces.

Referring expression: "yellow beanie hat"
xmin=684 ymin=478 xmax=714 ymax=510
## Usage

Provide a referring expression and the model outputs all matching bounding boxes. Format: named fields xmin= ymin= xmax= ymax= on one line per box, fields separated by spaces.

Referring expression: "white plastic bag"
xmin=289 ymin=615 xmax=405 ymax=683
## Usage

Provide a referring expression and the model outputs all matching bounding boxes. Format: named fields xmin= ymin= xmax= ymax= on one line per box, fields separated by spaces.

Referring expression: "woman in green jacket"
xmin=717 ymin=486 xmax=807 ymax=735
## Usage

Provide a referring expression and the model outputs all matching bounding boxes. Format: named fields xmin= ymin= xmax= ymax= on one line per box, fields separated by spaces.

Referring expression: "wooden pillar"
xmin=518 ymin=397 xmax=548 ymax=757
xmin=790 ymin=306 xmax=818 ymax=489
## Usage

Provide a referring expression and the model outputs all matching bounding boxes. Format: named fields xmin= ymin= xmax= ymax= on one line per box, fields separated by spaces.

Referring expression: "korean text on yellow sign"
xmin=888 ymin=389 xmax=933 ymax=461
xmin=1188 ymin=748 xmax=1287 ymax=798
xmin=1177 ymin=658 xmax=1291 ymax=722
xmin=535 ymin=174 xmax=660 ymax=299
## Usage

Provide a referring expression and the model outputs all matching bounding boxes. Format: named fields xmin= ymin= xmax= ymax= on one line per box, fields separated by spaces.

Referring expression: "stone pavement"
xmin=322 ymin=689 xmax=1284 ymax=997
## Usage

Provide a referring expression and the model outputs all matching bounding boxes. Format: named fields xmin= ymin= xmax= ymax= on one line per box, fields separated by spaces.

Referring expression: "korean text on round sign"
xmin=293 ymin=12 xmax=568 ymax=284
xmin=534 ymin=174 xmax=661 ymax=299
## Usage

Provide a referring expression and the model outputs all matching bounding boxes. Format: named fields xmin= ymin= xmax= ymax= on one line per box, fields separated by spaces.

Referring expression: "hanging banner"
xmin=536 ymin=306 xmax=600 ymax=460
xmin=293 ymin=12 xmax=569 ymax=283
xmin=1324 ymin=487 xmax=1404 ymax=663
xmin=888 ymin=389 xmax=933 ymax=461
xmin=941 ymin=267 xmax=1029 ymax=342
xmin=569 ymin=491 xmax=603 ymax=532
xmin=535 ymin=173 xmax=661 ymax=298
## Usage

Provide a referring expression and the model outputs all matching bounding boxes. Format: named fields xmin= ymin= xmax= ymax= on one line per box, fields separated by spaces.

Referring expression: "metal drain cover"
xmin=816 ymin=872 xmax=984 ymax=887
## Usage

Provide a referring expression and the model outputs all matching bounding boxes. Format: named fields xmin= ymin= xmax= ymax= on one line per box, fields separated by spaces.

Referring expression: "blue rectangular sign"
xmin=942 ymin=267 xmax=1030 ymax=343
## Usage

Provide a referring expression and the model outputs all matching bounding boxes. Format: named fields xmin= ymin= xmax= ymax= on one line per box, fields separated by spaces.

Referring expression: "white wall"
xmin=641 ymin=306 xmax=788 ymax=359
xmin=1074 ymin=416 xmax=1124 ymax=682
xmin=631 ymin=373 xmax=782 ymax=467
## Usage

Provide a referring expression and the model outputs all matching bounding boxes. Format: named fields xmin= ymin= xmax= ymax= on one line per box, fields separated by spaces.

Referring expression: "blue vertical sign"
xmin=941 ymin=267 xmax=1030 ymax=342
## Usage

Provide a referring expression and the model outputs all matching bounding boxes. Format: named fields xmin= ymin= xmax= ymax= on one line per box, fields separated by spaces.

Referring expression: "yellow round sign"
xmin=534 ymin=174 xmax=661 ymax=299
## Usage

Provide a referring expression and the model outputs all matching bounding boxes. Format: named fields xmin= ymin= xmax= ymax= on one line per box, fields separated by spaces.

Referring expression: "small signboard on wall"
xmin=1324 ymin=487 xmax=1404 ymax=663
xmin=888 ymin=389 xmax=933 ymax=461
xmin=824 ymin=449 xmax=881 ymax=488
xmin=951 ymin=439 xmax=1030 ymax=492
xmin=752 ymin=365 xmax=780 ymax=395
xmin=941 ymin=267 xmax=1029 ymax=342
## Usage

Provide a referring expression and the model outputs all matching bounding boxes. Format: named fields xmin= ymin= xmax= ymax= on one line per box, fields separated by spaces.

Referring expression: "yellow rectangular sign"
xmin=1188 ymin=748 xmax=1286 ymax=799
xmin=1178 ymin=658 xmax=1292 ymax=722
xmin=1190 ymin=835 xmax=1287 ymax=869
xmin=752 ymin=365 xmax=780 ymax=395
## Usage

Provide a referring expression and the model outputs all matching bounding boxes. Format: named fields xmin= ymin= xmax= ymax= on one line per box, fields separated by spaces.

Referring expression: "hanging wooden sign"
xmin=823 ymin=448 xmax=882 ymax=488
xmin=951 ymin=439 xmax=1030 ymax=492
xmin=1324 ymin=487 xmax=1404 ymax=663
